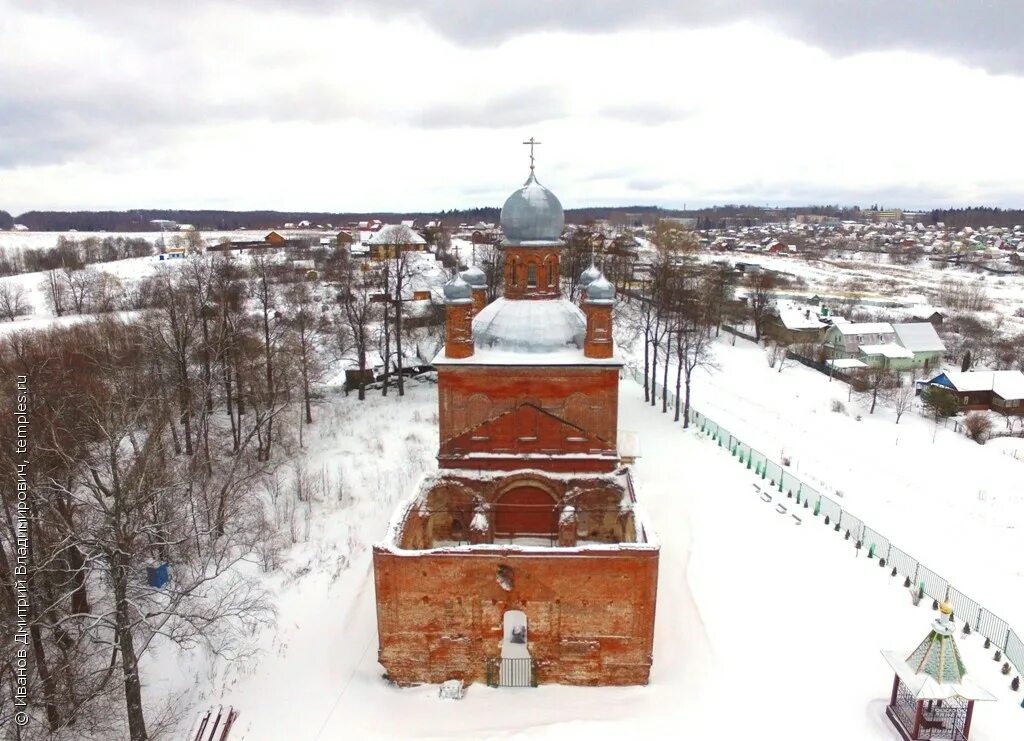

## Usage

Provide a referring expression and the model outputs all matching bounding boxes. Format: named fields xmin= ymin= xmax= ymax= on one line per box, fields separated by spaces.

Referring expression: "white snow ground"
xmin=636 ymin=333 xmax=1024 ymax=632
xmin=162 ymin=381 xmax=1023 ymax=740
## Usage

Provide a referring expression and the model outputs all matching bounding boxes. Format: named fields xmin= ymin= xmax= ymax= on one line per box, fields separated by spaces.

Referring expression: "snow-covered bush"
xmin=963 ymin=411 xmax=993 ymax=444
xmin=830 ymin=399 xmax=846 ymax=414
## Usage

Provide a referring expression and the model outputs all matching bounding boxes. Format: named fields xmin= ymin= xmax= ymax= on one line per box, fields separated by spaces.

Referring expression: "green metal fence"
xmin=624 ymin=364 xmax=1024 ymax=692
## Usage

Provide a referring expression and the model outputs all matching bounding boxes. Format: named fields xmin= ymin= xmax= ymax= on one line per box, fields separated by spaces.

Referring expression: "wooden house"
xmin=364 ymin=224 xmax=428 ymax=259
xmin=925 ymin=370 xmax=1024 ymax=414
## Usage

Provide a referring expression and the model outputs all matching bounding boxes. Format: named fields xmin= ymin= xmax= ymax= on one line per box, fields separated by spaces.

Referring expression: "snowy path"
xmin=179 ymin=383 xmax=1022 ymax=740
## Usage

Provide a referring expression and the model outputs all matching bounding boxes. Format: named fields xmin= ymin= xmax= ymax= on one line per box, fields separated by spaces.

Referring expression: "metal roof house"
xmin=926 ymin=370 xmax=1024 ymax=415
xmin=825 ymin=321 xmax=946 ymax=370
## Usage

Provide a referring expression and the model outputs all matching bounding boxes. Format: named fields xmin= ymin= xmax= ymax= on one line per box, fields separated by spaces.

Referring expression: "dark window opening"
xmin=527 ymin=265 xmax=537 ymax=288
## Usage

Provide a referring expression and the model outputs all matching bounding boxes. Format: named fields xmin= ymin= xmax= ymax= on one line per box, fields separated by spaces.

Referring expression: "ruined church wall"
xmin=373 ymin=546 xmax=658 ymax=686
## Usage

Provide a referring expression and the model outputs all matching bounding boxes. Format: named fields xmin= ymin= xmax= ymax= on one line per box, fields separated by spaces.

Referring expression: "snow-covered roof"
xmin=475 ymin=296 xmax=581 ymax=351
xmin=828 ymin=358 xmax=868 ymax=369
xmin=433 ymin=297 xmax=623 ymax=367
xmin=893 ymin=323 xmax=945 ymax=353
xmin=859 ymin=343 xmax=914 ymax=359
xmin=881 ymin=650 xmax=994 ymax=701
xmin=777 ymin=306 xmax=828 ymax=331
xmin=994 ymin=371 xmax=1024 ymax=400
xmin=933 ymin=370 xmax=1024 ymax=399
xmin=831 ymin=322 xmax=894 ymax=336
xmin=364 ymin=225 xmax=427 ymax=245
xmin=881 ymin=607 xmax=994 ymax=702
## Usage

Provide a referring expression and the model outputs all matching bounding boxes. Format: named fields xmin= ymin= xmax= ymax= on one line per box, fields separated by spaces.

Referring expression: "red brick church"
xmin=373 ymin=153 xmax=659 ymax=687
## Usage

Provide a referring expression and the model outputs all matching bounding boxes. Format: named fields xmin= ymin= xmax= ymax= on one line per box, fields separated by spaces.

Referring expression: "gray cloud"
xmin=414 ymin=87 xmax=569 ymax=129
xmin=627 ymin=177 xmax=673 ymax=192
xmin=16 ymin=1 xmax=1024 ymax=75
xmin=266 ymin=0 xmax=1024 ymax=75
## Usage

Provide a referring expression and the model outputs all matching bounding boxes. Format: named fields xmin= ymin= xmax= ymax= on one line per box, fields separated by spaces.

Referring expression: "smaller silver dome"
xmin=579 ymin=263 xmax=601 ymax=287
xmin=586 ymin=274 xmax=615 ymax=303
xmin=460 ymin=265 xmax=487 ymax=287
xmin=443 ymin=274 xmax=473 ymax=303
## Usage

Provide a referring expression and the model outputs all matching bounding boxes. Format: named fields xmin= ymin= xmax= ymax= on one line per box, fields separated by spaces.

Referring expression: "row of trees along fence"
xmin=623 ymin=365 xmax=1024 ymax=691
xmin=627 ymin=223 xmax=756 ymax=427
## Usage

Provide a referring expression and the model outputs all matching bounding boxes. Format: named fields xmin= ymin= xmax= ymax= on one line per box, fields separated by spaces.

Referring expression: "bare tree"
xmin=671 ymin=270 xmax=716 ymax=426
xmin=0 ymin=281 xmax=30 ymax=321
xmin=338 ymin=259 xmax=379 ymax=401
xmin=746 ymin=271 xmax=776 ymax=342
xmin=249 ymin=253 xmax=288 ymax=461
xmin=389 ymin=230 xmax=418 ymax=397
xmin=476 ymin=242 xmax=505 ymax=303
xmin=891 ymin=376 xmax=916 ymax=424
xmin=42 ymin=268 xmax=67 ymax=316
xmin=284 ymin=281 xmax=325 ymax=425
xmin=62 ymin=267 xmax=92 ymax=314
xmin=853 ymin=366 xmax=896 ymax=414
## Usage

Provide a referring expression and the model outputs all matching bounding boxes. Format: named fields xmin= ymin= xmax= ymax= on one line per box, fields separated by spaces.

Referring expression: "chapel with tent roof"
xmin=372 ymin=142 xmax=659 ymax=688
xmin=883 ymin=602 xmax=995 ymax=740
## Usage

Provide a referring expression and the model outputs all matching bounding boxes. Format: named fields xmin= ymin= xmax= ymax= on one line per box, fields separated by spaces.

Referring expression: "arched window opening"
xmin=527 ymin=264 xmax=538 ymax=288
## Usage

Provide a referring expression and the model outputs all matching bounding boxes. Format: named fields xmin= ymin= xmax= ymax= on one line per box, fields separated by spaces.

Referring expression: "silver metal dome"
xmin=585 ymin=274 xmax=615 ymax=303
xmin=473 ymin=297 xmax=586 ymax=352
xmin=500 ymin=171 xmax=564 ymax=243
xmin=460 ymin=265 xmax=487 ymax=287
xmin=579 ymin=263 xmax=601 ymax=287
xmin=443 ymin=274 xmax=473 ymax=303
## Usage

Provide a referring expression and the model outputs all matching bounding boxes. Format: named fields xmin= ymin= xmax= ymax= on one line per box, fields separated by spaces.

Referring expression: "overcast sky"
xmin=2 ymin=1 xmax=1024 ymax=214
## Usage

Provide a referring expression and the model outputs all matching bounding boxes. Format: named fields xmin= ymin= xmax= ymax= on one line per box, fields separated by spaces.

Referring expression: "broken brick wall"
xmin=373 ymin=546 xmax=659 ymax=686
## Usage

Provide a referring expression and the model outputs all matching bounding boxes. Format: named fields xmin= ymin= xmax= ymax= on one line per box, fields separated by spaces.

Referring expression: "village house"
xmin=924 ymin=370 xmax=1024 ymax=415
xmin=363 ymin=224 xmax=428 ymax=259
xmin=764 ymin=304 xmax=831 ymax=345
xmin=824 ymin=321 xmax=945 ymax=370
xmin=373 ymin=159 xmax=659 ymax=689
xmin=824 ymin=322 xmax=898 ymax=357
xmin=891 ymin=323 xmax=945 ymax=371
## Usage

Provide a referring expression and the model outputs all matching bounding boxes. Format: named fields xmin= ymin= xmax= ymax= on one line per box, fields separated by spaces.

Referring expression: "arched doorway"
xmin=494 ymin=486 xmax=557 ymax=538
xmin=501 ymin=610 xmax=529 ymax=658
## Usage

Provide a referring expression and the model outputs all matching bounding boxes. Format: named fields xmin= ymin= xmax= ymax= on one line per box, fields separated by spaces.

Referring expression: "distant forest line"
xmin=2 ymin=205 xmax=1024 ymax=232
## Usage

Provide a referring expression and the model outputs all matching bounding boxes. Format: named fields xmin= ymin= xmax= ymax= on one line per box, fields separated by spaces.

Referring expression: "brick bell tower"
xmin=436 ymin=143 xmax=622 ymax=472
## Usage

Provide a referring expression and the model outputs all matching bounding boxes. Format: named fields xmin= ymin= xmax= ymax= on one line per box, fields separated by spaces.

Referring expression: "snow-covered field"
xmin=708 ymin=251 xmax=1024 ymax=336
xmin=0 ymin=230 xmax=277 ymax=253
xmin=633 ymin=333 xmax=1024 ymax=632
xmin=154 ymin=381 xmax=1022 ymax=740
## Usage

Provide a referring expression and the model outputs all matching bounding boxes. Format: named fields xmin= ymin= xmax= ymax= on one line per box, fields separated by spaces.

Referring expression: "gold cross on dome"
xmin=522 ymin=136 xmax=541 ymax=171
